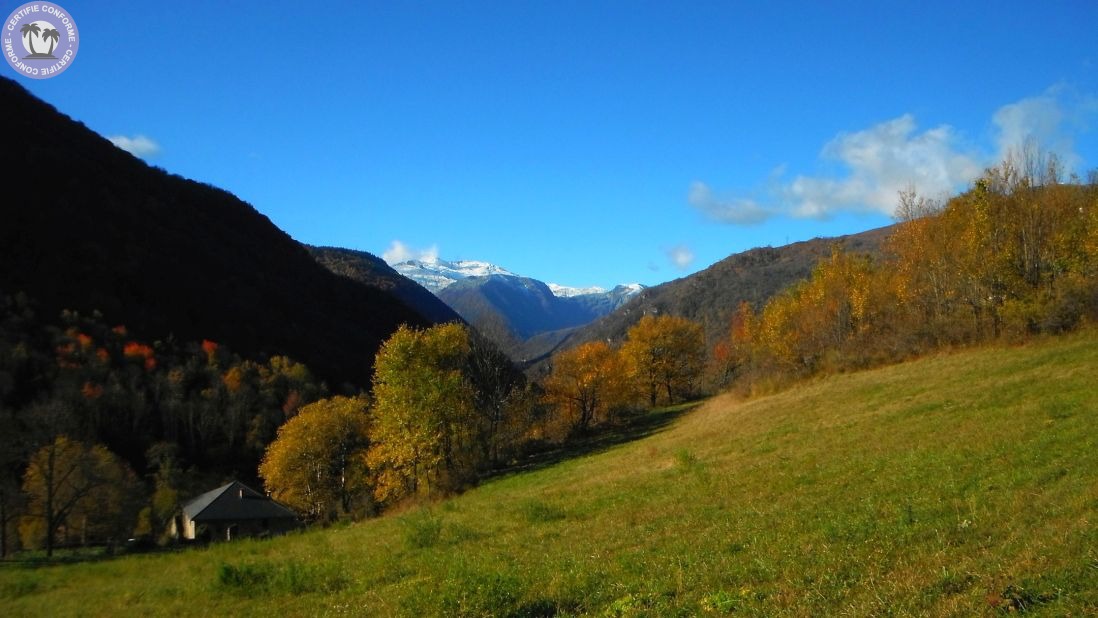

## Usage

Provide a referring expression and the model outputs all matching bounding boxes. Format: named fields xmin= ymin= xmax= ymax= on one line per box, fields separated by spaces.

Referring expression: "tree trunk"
xmin=45 ymin=447 xmax=55 ymax=558
xmin=0 ymin=497 xmax=7 ymax=557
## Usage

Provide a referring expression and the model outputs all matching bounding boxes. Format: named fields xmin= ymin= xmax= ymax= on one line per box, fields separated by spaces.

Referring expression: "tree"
xmin=21 ymin=437 xmax=138 ymax=556
xmin=20 ymin=23 xmax=41 ymax=56
xmin=464 ymin=334 xmax=527 ymax=464
xmin=367 ymin=324 xmax=480 ymax=504
xmin=621 ymin=315 xmax=705 ymax=406
xmin=710 ymin=301 xmax=758 ymax=388
xmin=542 ymin=341 xmax=630 ymax=432
xmin=41 ymin=28 xmax=60 ymax=56
xmin=259 ymin=395 xmax=372 ymax=522
xmin=144 ymin=442 xmax=185 ymax=541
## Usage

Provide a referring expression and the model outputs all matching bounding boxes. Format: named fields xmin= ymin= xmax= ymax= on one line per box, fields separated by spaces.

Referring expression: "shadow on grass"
xmin=0 ymin=543 xmax=187 ymax=569
xmin=486 ymin=400 xmax=705 ymax=481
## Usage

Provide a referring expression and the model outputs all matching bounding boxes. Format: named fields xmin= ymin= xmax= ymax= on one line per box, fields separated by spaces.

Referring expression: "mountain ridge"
xmin=390 ymin=256 xmax=646 ymax=354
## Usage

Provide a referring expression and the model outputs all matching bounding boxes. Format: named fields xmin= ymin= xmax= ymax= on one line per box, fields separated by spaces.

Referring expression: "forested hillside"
xmin=521 ymin=225 xmax=892 ymax=370
xmin=0 ymin=77 xmax=430 ymax=390
xmin=307 ymin=246 xmax=462 ymax=325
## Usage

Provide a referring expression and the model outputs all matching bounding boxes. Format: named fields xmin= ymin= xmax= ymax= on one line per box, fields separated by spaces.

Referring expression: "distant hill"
xmin=522 ymin=226 xmax=894 ymax=371
xmin=437 ymin=275 xmax=643 ymax=354
xmin=307 ymin=246 xmax=462 ymax=324
xmin=0 ymin=77 xmax=430 ymax=389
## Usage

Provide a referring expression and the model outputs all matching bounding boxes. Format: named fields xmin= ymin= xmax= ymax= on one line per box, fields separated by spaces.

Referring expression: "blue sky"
xmin=10 ymin=1 xmax=1098 ymax=288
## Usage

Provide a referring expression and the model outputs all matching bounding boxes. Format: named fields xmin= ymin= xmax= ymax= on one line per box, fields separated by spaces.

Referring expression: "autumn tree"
xmin=464 ymin=334 xmax=528 ymax=464
xmin=542 ymin=341 xmax=630 ymax=432
xmin=367 ymin=324 xmax=480 ymax=504
xmin=621 ymin=315 xmax=706 ymax=406
xmin=21 ymin=437 xmax=139 ymax=555
xmin=750 ymin=247 xmax=885 ymax=375
xmin=709 ymin=301 xmax=758 ymax=389
xmin=259 ymin=395 xmax=372 ymax=522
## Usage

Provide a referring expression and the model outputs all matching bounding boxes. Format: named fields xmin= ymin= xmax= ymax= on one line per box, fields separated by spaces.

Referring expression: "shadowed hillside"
xmin=307 ymin=246 xmax=462 ymax=325
xmin=0 ymin=77 xmax=429 ymax=389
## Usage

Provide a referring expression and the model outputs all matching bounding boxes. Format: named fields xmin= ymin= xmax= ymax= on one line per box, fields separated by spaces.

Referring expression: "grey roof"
xmin=181 ymin=481 xmax=298 ymax=522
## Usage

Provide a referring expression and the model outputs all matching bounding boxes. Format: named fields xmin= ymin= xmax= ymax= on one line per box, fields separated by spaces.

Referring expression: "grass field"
xmin=2 ymin=332 xmax=1096 ymax=616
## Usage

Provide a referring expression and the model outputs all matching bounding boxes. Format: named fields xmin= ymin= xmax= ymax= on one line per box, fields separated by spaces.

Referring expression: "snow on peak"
xmin=547 ymin=283 xmax=607 ymax=298
xmin=392 ymin=258 xmax=515 ymax=293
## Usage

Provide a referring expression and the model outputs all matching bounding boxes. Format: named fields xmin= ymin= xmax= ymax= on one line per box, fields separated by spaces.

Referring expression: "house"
xmin=171 ymin=481 xmax=300 ymax=542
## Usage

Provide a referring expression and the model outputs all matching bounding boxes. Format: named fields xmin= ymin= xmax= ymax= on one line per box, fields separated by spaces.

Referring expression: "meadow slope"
xmin=2 ymin=332 xmax=1096 ymax=616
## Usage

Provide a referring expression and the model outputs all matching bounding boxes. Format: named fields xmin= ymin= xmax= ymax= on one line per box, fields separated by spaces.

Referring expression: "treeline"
xmin=713 ymin=154 xmax=1098 ymax=390
xmin=258 ymin=323 xmax=532 ymax=521
xmin=0 ymin=298 xmax=709 ymax=550
xmin=0 ymin=295 xmax=326 ymax=555
xmin=258 ymin=315 xmax=710 ymax=523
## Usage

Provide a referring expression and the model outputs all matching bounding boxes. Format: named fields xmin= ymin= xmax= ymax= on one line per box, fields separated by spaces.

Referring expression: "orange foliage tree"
xmin=721 ymin=151 xmax=1098 ymax=390
xmin=542 ymin=341 xmax=631 ymax=432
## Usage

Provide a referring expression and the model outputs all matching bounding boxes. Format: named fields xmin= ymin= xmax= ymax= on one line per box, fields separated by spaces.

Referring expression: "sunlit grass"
xmin=2 ymin=331 xmax=1096 ymax=616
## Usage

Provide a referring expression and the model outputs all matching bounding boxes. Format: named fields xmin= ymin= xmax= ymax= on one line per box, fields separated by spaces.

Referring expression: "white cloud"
xmin=691 ymin=87 xmax=1097 ymax=223
xmin=382 ymin=240 xmax=439 ymax=265
xmin=688 ymin=181 xmax=775 ymax=224
xmin=784 ymin=114 xmax=982 ymax=219
xmin=992 ymin=86 xmax=1098 ymax=171
xmin=108 ymin=134 xmax=161 ymax=158
xmin=666 ymin=245 xmax=695 ymax=270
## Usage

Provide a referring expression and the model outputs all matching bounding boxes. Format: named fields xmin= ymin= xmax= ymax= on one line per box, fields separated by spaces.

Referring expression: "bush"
xmin=400 ymin=510 xmax=443 ymax=549
xmin=215 ymin=560 xmax=347 ymax=596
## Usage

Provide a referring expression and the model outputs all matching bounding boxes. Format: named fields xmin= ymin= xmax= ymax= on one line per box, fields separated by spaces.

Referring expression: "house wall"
xmin=177 ymin=517 xmax=297 ymax=542
xmin=169 ymin=516 xmax=198 ymax=540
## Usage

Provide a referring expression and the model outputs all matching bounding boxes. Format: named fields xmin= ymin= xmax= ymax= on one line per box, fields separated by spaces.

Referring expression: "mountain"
xmin=307 ymin=246 xmax=462 ymax=324
xmin=547 ymin=283 xmax=611 ymax=297
xmin=392 ymin=257 xmax=645 ymax=356
xmin=0 ymin=77 xmax=431 ymax=389
xmin=393 ymin=258 xmax=515 ymax=293
xmin=436 ymin=275 xmax=638 ymax=343
xmin=437 ymin=276 xmax=644 ymax=353
xmin=522 ymin=226 xmax=894 ymax=371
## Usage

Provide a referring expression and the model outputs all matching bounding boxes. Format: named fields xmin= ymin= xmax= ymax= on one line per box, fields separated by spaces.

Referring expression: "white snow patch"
xmin=547 ymin=283 xmax=607 ymax=298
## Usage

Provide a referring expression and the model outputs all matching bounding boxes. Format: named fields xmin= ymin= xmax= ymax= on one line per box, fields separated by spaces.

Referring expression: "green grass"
xmin=2 ymin=331 xmax=1097 ymax=616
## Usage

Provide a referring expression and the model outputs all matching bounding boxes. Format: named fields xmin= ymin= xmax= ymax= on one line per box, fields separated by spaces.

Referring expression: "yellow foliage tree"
xmin=21 ymin=436 xmax=139 ymax=556
xmin=621 ymin=315 xmax=705 ymax=406
xmin=367 ymin=324 xmax=479 ymax=504
xmin=259 ymin=395 xmax=372 ymax=522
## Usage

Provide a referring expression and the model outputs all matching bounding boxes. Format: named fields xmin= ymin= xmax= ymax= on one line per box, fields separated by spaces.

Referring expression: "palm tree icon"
xmin=41 ymin=28 xmax=60 ymax=58
xmin=20 ymin=22 xmax=41 ymax=57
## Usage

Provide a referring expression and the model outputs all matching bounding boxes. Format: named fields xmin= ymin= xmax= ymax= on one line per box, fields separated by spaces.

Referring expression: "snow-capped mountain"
xmin=390 ymin=256 xmax=646 ymax=358
xmin=392 ymin=257 xmax=644 ymax=301
xmin=392 ymin=258 xmax=515 ymax=293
